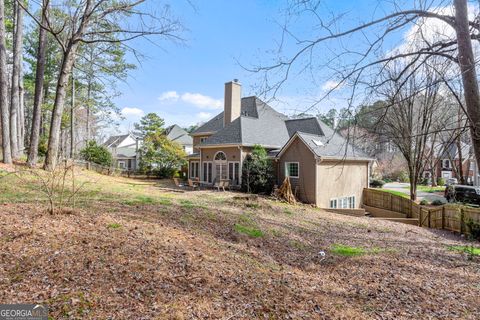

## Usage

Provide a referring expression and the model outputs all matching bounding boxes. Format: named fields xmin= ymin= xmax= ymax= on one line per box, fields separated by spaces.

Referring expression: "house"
xmin=164 ymin=124 xmax=193 ymax=154
xmin=188 ymin=80 xmax=372 ymax=208
xmin=103 ymin=125 xmax=193 ymax=170
xmin=103 ymin=133 xmax=141 ymax=170
xmin=423 ymin=141 xmax=476 ymax=184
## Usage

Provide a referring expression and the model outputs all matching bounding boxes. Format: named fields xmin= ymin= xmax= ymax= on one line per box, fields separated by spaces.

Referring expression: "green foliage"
xmin=369 ymin=179 xmax=385 ymax=188
xmin=465 ymin=218 xmax=480 ymax=241
xmin=431 ymin=199 xmax=445 ymax=206
xmin=241 ymin=145 xmax=274 ymax=194
xmin=330 ymin=244 xmax=366 ymax=256
xmin=134 ymin=113 xmax=165 ymax=137
xmin=79 ymin=141 xmax=113 ymax=166
xmin=138 ymin=132 xmax=187 ymax=178
xmin=437 ymin=177 xmax=446 ymax=186
xmin=234 ymin=224 xmax=264 ymax=238
xmin=38 ymin=136 xmax=48 ymax=157
xmin=107 ymin=223 xmax=122 ymax=229
xmin=420 ymin=199 xmax=429 ymax=205
xmin=398 ymin=171 xmax=410 ymax=183
xmin=448 ymin=245 xmax=480 ymax=257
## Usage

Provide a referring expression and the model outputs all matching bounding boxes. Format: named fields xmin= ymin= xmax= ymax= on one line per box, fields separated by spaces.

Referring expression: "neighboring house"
xmin=164 ymin=125 xmax=193 ymax=155
xmin=188 ymin=80 xmax=372 ymax=208
xmin=423 ymin=142 xmax=476 ymax=183
xmin=103 ymin=125 xmax=193 ymax=170
xmin=103 ymin=133 xmax=141 ymax=170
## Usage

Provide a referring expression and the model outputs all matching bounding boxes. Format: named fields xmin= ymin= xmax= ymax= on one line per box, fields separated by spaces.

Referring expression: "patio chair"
xmin=173 ymin=177 xmax=185 ymax=189
xmin=188 ymin=179 xmax=200 ymax=190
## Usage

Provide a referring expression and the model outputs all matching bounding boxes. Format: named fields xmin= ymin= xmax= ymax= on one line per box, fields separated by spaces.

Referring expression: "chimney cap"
xmin=233 ymin=78 xmax=239 ymax=83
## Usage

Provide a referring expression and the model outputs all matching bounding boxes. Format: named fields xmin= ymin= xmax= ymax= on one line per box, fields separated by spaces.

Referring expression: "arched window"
xmin=214 ymin=151 xmax=227 ymax=161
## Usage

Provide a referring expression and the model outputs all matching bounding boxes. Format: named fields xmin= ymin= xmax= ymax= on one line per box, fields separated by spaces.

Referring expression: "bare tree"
xmin=252 ymin=0 xmax=480 ymax=173
xmin=374 ymin=60 xmax=448 ymax=200
xmin=27 ymin=0 xmax=49 ymax=167
xmin=0 ymin=0 xmax=12 ymax=164
xmin=20 ymin=0 xmax=183 ymax=170
xmin=10 ymin=0 xmax=25 ymax=159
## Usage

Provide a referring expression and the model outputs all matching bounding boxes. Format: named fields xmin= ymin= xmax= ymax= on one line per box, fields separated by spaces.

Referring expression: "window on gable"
xmin=285 ymin=162 xmax=299 ymax=178
xmin=200 ymin=137 xmax=208 ymax=143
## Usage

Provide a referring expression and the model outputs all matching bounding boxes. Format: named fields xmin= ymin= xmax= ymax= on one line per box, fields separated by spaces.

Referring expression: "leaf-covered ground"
xmin=0 ymin=168 xmax=479 ymax=319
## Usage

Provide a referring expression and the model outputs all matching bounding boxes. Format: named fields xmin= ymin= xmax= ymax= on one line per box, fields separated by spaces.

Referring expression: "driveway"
xmin=383 ymin=182 xmax=446 ymax=203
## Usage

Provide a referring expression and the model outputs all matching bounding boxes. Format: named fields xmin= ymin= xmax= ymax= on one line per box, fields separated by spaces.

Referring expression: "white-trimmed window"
xmin=470 ymin=161 xmax=475 ymax=171
xmin=200 ymin=137 xmax=208 ymax=143
xmin=118 ymin=161 xmax=126 ymax=169
xmin=285 ymin=162 xmax=299 ymax=178
xmin=228 ymin=161 xmax=240 ymax=185
xmin=190 ymin=161 xmax=199 ymax=179
xmin=443 ymin=159 xmax=451 ymax=168
xmin=203 ymin=161 xmax=213 ymax=183
xmin=330 ymin=196 xmax=356 ymax=209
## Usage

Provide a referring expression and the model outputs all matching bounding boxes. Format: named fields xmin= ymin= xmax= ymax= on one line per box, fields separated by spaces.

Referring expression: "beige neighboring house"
xmin=103 ymin=133 xmax=140 ymax=170
xmin=188 ymin=80 xmax=372 ymax=208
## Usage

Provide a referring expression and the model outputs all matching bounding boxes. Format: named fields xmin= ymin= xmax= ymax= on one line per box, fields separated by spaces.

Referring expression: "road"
xmin=383 ymin=182 xmax=446 ymax=203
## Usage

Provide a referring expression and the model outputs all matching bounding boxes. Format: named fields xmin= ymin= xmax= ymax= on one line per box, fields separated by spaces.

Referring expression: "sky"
xmin=111 ymin=0 xmax=415 ymax=133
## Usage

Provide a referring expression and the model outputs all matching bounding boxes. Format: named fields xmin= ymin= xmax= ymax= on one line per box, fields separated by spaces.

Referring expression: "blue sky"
xmin=112 ymin=0 xmax=405 ymax=132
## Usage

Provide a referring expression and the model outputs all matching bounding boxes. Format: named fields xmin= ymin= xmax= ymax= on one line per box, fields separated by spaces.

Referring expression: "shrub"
xmin=466 ymin=218 xmax=480 ymax=241
xmin=79 ymin=141 xmax=113 ymax=166
xmin=241 ymin=145 xmax=274 ymax=194
xmin=420 ymin=178 xmax=429 ymax=185
xmin=437 ymin=177 xmax=445 ymax=186
xmin=431 ymin=199 xmax=445 ymax=206
xmin=398 ymin=171 xmax=409 ymax=183
xmin=420 ymin=199 xmax=429 ymax=205
xmin=369 ymin=179 xmax=385 ymax=188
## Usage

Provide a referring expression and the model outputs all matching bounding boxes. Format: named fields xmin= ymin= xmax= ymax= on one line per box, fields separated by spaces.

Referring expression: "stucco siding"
xmin=201 ymin=147 xmax=241 ymax=162
xmin=315 ymin=160 xmax=369 ymax=208
xmin=278 ymin=137 xmax=317 ymax=204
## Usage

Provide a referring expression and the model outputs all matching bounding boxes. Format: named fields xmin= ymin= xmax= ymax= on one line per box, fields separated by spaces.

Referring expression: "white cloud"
xmin=181 ymin=92 xmax=222 ymax=110
xmin=322 ymin=80 xmax=341 ymax=91
xmin=158 ymin=91 xmax=179 ymax=101
xmin=121 ymin=107 xmax=144 ymax=117
xmin=196 ymin=112 xmax=212 ymax=121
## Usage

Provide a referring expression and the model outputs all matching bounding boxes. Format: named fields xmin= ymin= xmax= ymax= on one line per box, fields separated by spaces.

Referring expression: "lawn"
xmin=0 ymin=166 xmax=479 ymax=319
xmin=380 ymin=188 xmax=410 ymax=198
xmin=403 ymin=185 xmax=446 ymax=193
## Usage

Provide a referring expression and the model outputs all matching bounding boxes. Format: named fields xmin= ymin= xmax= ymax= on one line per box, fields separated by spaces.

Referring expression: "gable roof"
xmin=103 ymin=134 xmax=131 ymax=148
xmin=165 ymin=124 xmax=193 ymax=146
xmin=276 ymin=124 xmax=371 ymax=161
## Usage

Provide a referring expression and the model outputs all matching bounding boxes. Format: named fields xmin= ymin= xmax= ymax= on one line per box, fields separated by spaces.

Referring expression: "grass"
xmin=234 ymin=224 xmax=264 ymax=238
xmin=330 ymin=244 xmax=393 ymax=256
xmin=448 ymin=245 xmax=480 ymax=256
xmin=107 ymin=223 xmax=122 ymax=229
xmin=404 ymin=185 xmax=445 ymax=193
xmin=381 ymin=189 xmax=409 ymax=198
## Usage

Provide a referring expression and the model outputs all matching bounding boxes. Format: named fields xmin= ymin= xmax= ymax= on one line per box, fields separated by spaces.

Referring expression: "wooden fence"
xmin=363 ymin=188 xmax=480 ymax=236
xmin=74 ymin=160 xmax=138 ymax=177
xmin=363 ymin=188 xmax=420 ymax=218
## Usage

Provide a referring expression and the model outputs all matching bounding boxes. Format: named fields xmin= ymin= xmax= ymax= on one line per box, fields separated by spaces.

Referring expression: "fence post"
xmin=441 ymin=206 xmax=445 ymax=229
xmin=428 ymin=209 xmax=431 ymax=228
xmin=390 ymin=193 xmax=393 ymax=211
xmin=419 ymin=209 xmax=422 ymax=227
xmin=460 ymin=207 xmax=464 ymax=234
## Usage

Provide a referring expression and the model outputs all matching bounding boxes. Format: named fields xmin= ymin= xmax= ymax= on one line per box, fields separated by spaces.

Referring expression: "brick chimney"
xmin=224 ymin=79 xmax=241 ymax=127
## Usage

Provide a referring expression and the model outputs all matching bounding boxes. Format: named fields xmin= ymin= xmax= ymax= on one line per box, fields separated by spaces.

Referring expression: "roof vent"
xmin=312 ymin=139 xmax=324 ymax=146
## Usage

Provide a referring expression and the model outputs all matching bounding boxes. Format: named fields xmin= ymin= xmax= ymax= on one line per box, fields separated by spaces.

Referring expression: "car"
xmin=445 ymin=185 xmax=480 ymax=205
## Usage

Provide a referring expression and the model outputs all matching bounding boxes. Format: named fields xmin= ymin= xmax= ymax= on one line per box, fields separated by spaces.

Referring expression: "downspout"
xmin=238 ymin=145 xmax=243 ymax=185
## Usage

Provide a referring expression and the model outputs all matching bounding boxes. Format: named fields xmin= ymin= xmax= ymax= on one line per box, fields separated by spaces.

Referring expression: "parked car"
xmin=445 ymin=185 xmax=480 ymax=205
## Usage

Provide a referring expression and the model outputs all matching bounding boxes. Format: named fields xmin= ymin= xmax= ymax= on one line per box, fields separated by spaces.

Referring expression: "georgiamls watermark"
xmin=0 ymin=304 xmax=48 ymax=320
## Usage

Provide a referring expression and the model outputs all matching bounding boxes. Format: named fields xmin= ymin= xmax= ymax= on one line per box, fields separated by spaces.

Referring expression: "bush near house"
xmin=138 ymin=132 xmax=187 ymax=178
xmin=79 ymin=140 xmax=113 ymax=166
xmin=241 ymin=145 xmax=274 ymax=194
xmin=369 ymin=179 xmax=385 ymax=188
xmin=437 ymin=177 xmax=446 ymax=186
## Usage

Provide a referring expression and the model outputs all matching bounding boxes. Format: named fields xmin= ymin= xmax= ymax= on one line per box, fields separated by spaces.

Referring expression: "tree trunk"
xmin=10 ymin=1 xmax=23 ymax=159
xmin=0 ymin=0 xmax=12 ymax=164
xmin=16 ymin=1 xmax=25 ymax=154
xmin=44 ymin=44 xmax=79 ymax=170
xmin=86 ymin=81 xmax=92 ymax=142
xmin=27 ymin=1 xmax=48 ymax=167
xmin=454 ymin=0 xmax=480 ymax=177
xmin=70 ymin=73 xmax=75 ymax=159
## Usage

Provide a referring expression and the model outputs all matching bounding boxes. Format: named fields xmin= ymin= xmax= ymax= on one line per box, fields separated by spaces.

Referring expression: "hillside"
xmin=0 ymin=167 xmax=479 ymax=319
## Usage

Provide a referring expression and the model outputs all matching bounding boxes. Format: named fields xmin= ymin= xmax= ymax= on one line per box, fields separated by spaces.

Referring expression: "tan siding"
xmin=315 ymin=160 xmax=369 ymax=208
xmin=201 ymin=147 xmax=241 ymax=162
xmin=278 ymin=137 xmax=317 ymax=204
xmin=193 ymin=135 xmax=212 ymax=152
